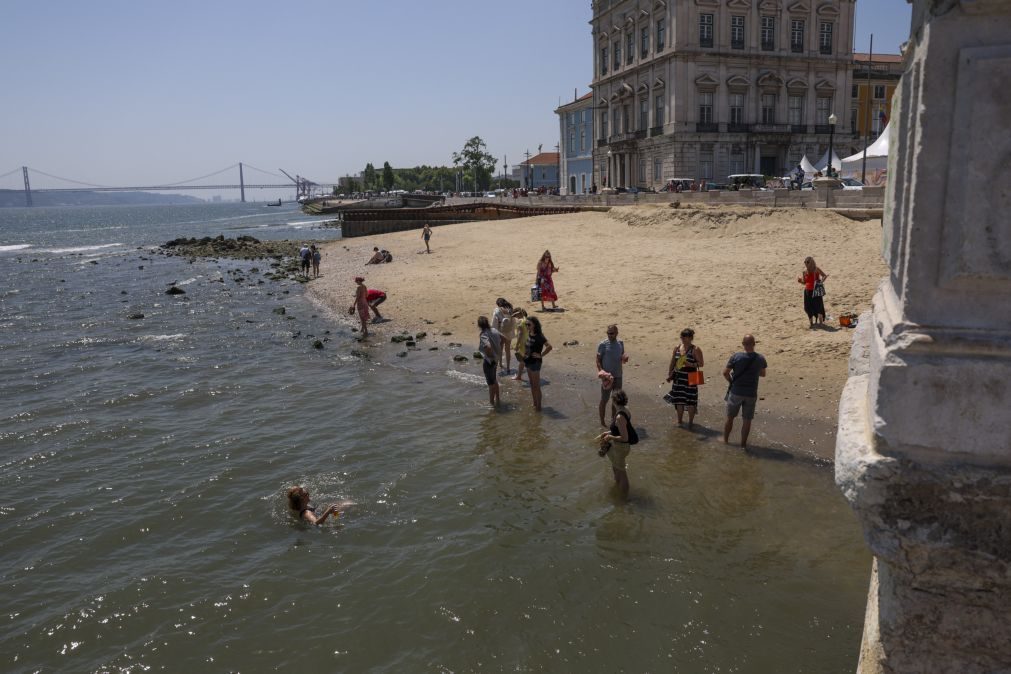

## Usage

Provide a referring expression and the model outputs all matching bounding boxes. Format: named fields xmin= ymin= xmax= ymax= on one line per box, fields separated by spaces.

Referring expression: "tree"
xmin=363 ymin=163 xmax=377 ymax=191
xmin=382 ymin=162 xmax=395 ymax=191
xmin=451 ymin=136 xmax=497 ymax=191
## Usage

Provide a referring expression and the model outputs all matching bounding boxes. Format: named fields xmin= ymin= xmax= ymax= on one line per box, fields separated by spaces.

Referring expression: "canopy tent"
xmin=841 ymin=122 xmax=891 ymax=175
xmin=814 ymin=148 xmax=843 ymax=173
xmin=800 ymin=155 xmax=818 ymax=176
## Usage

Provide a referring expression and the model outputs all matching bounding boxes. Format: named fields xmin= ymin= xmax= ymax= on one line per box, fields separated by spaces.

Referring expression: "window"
xmin=850 ymin=107 xmax=858 ymax=133
xmin=638 ymin=159 xmax=646 ymax=184
xmin=761 ymin=94 xmax=776 ymax=124
xmin=640 ymin=99 xmax=649 ymax=131
xmin=626 ymin=32 xmax=634 ymax=64
xmin=601 ymin=47 xmax=608 ymax=75
xmin=569 ymin=128 xmax=575 ymax=152
xmin=641 ymin=26 xmax=649 ymax=58
xmin=852 ymin=84 xmax=859 ymax=99
xmin=788 ymin=95 xmax=805 ymax=126
xmin=761 ymin=16 xmax=776 ymax=51
xmin=816 ymin=96 xmax=832 ymax=125
xmin=613 ymin=40 xmax=621 ymax=69
xmin=656 ymin=18 xmax=666 ymax=50
xmin=699 ymin=91 xmax=714 ymax=124
xmin=584 ymin=109 xmax=592 ymax=123
xmin=700 ymin=154 xmax=713 ymax=180
xmin=819 ymin=22 xmax=833 ymax=54
xmin=612 ymin=107 xmax=620 ymax=134
xmin=791 ymin=19 xmax=805 ymax=52
xmin=601 ymin=111 xmax=608 ymax=138
xmin=730 ymin=93 xmax=745 ymax=125
xmin=580 ymin=128 xmax=586 ymax=152
xmin=655 ymin=93 xmax=664 ymax=127
xmin=699 ymin=14 xmax=713 ymax=47
xmin=731 ymin=153 xmax=745 ymax=175
xmin=654 ymin=157 xmax=662 ymax=181
xmin=873 ymin=85 xmax=886 ymax=99
xmin=623 ymin=104 xmax=631 ymax=133
xmin=731 ymin=16 xmax=745 ymax=49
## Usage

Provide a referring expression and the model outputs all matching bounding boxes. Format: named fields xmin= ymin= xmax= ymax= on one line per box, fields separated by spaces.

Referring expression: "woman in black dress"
xmin=665 ymin=328 xmax=705 ymax=429
xmin=523 ymin=316 xmax=552 ymax=411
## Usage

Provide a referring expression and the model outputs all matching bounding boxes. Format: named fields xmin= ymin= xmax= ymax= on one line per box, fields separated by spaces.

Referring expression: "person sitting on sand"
xmin=349 ymin=276 xmax=371 ymax=337
xmin=287 ymin=486 xmax=340 ymax=525
xmin=366 ymin=247 xmax=392 ymax=265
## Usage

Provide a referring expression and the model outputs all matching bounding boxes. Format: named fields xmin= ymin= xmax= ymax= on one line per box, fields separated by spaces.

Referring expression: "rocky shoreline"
xmin=158 ymin=235 xmax=314 ymax=283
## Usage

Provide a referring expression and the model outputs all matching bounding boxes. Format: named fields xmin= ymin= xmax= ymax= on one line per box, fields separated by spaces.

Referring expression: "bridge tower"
xmin=22 ymin=167 xmax=32 ymax=207
xmin=238 ymin=163 xmax=246 ymax=203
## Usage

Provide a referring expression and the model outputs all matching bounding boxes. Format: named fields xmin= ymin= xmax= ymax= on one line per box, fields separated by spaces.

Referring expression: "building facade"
xmin=519 ymin=152 xmax=561 ymax=190
xmin=556 ymin=93 xmax=595 ymax=194
xmin=591 ymin=0 xmax=858 ymax=188
xmin=851 ymin=51 xmax=902 ymax=141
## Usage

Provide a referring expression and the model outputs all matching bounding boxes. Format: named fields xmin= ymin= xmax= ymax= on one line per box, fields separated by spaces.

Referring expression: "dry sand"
xmin=308 ymin=205 xmax=888 ymax=460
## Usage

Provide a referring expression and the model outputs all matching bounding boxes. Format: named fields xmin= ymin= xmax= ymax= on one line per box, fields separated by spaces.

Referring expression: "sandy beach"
xmin=308 ymin=205 xmax=888 ymax=460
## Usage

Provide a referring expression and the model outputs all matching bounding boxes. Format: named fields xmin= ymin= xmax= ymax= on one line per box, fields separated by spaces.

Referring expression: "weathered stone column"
xmin=835 ymin=1 xmax=1011 ymax=672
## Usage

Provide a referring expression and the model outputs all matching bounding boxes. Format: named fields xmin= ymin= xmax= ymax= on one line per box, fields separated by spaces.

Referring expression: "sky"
xmin=0 ymin=0 xmax=912 ymax=198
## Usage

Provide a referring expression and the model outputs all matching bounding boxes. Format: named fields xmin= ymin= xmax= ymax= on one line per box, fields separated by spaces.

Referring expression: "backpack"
xmin=611 ymin=410 xmax=639 ymax=445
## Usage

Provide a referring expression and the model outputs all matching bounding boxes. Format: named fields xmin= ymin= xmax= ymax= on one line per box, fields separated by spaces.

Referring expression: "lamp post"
xmin=828 ymin=112 xmax=838 ymax=177
xmin=606 ymin=149 xmax=612 ymax=187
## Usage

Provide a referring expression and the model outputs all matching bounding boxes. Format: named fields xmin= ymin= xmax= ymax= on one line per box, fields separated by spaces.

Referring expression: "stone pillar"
xmin=835 ymin=2 xmax=1011 ymax=673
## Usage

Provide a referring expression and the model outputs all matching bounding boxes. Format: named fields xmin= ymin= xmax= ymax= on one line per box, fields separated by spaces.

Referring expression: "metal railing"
xmin=696 ymin=122 xmax=719 ymax=132
xmin=650 ymin=126 xmax=664 ymax=137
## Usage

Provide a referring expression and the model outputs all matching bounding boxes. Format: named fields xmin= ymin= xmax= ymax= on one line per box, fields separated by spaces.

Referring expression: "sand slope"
xmin=309 ymin=205 xmax=888 ymax=458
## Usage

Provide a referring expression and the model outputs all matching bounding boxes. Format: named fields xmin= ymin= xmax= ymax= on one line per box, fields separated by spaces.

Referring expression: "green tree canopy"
xmin=451 ymin=136 xmax=497 ymax=191
xmin=382 ymin=162 xmax=395 ymax=191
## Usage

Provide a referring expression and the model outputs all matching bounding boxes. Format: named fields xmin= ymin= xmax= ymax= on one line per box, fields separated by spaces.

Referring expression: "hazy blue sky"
xmin=1 ymin=0 xmax=911 ymax=196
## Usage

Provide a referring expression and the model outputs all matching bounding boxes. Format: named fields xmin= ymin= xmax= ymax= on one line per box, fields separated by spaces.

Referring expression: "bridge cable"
xmin=0 ymin=167 xmax=24 ymax=180
xmin=153 ymin=164 xmax=239 ymax=187
xmin=241 ymin=163 xmax=284 ymax=178
xmin=27 ymin=168 xmax=111 ymax=188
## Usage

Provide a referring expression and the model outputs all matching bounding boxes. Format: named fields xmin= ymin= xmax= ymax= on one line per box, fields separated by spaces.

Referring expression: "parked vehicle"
xmin=727 ymin=174 xmax=768 ymax=190
xmin=661 ymin=178 xmax=697 ymax=192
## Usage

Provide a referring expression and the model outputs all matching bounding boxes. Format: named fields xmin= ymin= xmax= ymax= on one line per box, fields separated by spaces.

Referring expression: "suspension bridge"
xmin=0 ymin=163 xmax=338 ymax=206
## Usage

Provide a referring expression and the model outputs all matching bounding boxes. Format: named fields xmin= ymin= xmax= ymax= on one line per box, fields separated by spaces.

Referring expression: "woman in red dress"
xmin=536 ymin=250 xmax=560 ymax=311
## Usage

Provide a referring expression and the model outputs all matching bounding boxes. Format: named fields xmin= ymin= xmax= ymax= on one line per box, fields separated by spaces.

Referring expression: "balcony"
xmin=650 ymin=126 xmax=664 ymax=137
xmin=791 ymin=124 xmax=809 ymax=133
xmin=597 ymin=137 xmax=609 ymax=146
xmin=700 ymin=36 xmax=713 ymax=48
xmin=791 ymin=42 xmax=804 ymax=53
xmin=751 ymin=124 xmax=792 ymax=134
xmin=820 ymin=44 xmax=832 ymax=55
xmin=634 ymin=129 xmax=647 ymax=139
xmin=814 ymin=124 xmax=834 ymax=134
xmin=761 ymin=41 xmax=775 ymax=51
xmin=696 ymin=122 xmax=718 ymax=133
xmin=731 ymin=39 xmax=745 ymax=50
xmin=728 ymin=123 xmax=751 ymax=133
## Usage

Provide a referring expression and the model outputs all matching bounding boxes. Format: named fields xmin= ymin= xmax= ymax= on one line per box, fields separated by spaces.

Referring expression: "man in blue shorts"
xmin=722 ymin=334 xmax=767 ymax=449
xmin=595 ymin=324 xmax=626 ymax=427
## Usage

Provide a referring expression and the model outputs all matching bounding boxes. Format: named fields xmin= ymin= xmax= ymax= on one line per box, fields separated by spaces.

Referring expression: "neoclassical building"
xmin=591 ymin=0 xmax=858 ymax=188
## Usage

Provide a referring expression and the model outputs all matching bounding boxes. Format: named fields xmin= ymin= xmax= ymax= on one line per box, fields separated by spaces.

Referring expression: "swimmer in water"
xmin=287 ymin=486 xmax=341 ymax=525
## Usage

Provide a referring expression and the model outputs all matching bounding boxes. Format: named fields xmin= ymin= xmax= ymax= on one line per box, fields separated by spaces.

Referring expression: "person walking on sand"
xmin=287 ymin=486 xmax=341 ymax=525
xmin=798 ymin=256 xmax=828 ymax=328
xmin=492 ymin=298 xmax=515 ymax=373
xmin=523 ymin=315 xmax=552 ymax=410
xmin=422 ymin=223 xmax=432 ymax=253
xmin=598 ymin=389 xmax=635 ymax=499
xmin=665 ymin=328 xmax=705 ymax=429
xmin=536 ymin=250 xmax=559 ymax=311
xmin=299 ymin=243 xmax=312 ymax=278
xmin=596 ymin=324 xmax=627 ymax=427
xmin=512 ymin=308 xmax=529 ymax=381
xmin=477 ymin=316 xmax=503 ymax=407
xmin=348 ymin=276 xmax=371 ymax=337
xmin=722 ymin=334 xmax=768 ymax=449
xmin=311 ymin=245 xmax=321 ymax=278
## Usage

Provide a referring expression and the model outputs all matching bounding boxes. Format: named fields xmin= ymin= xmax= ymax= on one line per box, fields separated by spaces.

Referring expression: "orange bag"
xmin=687 ymin=370 xmax=705 ymax=386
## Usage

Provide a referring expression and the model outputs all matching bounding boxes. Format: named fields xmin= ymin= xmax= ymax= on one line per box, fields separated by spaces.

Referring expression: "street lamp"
xmin=828 ymin=112 xmax=838 ymax=177
xmin=606 ymin=149 xmax=612 ymax=187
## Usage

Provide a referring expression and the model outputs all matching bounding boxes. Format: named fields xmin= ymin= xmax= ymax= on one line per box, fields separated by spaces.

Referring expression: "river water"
xmin=0 ymin=203 xmax=870 ymax=672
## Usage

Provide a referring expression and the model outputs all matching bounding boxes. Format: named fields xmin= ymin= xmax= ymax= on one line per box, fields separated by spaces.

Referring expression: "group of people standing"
xmin=478 ymin=298 xmax=551 ymax=411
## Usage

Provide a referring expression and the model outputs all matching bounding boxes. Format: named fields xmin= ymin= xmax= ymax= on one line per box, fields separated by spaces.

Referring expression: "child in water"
xmin=287 ymin=486 xmax=341 ymax=525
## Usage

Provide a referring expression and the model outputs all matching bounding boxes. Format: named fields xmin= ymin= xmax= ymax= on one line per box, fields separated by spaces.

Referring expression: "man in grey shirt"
xmin=722 ymin=334 xmax=768 ymax=449
xmin=596 ymin=324 xmax=627 ymax=426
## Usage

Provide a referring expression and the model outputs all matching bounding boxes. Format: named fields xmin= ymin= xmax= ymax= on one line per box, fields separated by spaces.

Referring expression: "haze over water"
xmin=1 ymin=203 xmax=869 ymax=671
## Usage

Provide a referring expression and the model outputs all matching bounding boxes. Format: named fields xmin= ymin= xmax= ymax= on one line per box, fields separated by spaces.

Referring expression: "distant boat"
xmin=267 ymin=199 xmax=282 ymax=207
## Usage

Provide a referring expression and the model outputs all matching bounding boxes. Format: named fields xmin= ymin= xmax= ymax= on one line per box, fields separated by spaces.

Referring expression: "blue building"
xmin=556 ymin=92 xmax=594 ymax=194
xmin=519 ymin=151 xmax=560 ymax=191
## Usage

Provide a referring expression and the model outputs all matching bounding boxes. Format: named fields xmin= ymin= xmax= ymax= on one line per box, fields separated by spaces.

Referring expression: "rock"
xmin=448 ymin=342 xmax=462 ymax=348
xmin=405 ymin=340 xmax=416 ymax=347
xmin=473 ymin=352 xmax=483 ymax=359
xmin=563 ymin=340 xmax=579 ymax=346
xmin=166 ymin=286 xmax=186 ymax=295
xmin=138 ymin=265 xmax=144 ymax=270
xmin=429 ymin=347 xmax=439 ymax=351
xmin=89 ymin=260 xmax=99 ymax=265
xmin=453 ymin=355 xmax=469 ymax=362
xmin=415 ymin=332 xmax=427 ymax=340
xmin=273 ymin=307 xmax=286 ymax=315
xmin=312 ymin=340 xmax=324 ymax=349
xmin=120 ymin=290 xmax=127 ymax=295
xmin=397 ymin=351 xmax=408 ymax=357
xmin=391 ymin=335 xmax=411 ymax=343
xmin=441 ymin=331 xmax=453 ymax=336
xmin=127 ymin=313 xmax=145 ymax=319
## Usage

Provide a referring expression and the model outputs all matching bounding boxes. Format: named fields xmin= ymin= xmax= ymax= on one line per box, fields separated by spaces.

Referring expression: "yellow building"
xmin=851 ymin=52 xmax=903 ymax=140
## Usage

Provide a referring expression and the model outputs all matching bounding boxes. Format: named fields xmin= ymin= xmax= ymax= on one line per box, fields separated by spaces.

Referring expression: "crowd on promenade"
xmin=291 ymin=229 xmax=831 ymax=513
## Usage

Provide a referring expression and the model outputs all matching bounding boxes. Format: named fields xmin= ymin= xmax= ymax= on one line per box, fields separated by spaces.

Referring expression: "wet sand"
xmin=308 ymin=205 xmax=888 ymax=460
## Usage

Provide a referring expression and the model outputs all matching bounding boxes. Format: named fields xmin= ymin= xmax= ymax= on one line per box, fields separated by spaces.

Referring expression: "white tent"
xmin=800 ymin=155 xmax=817 ymax=176
xmin=814 ymin=148 xmax=842 ymax=172
xmin=841 ymin=122 xmax=891 ymax=176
